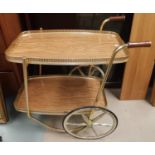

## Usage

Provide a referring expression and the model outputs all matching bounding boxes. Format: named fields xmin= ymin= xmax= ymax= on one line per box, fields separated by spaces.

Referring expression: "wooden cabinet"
xmin=0 ymin=84 xmax=8 ymax=123
xmin=0 ymin=13 xmax=22 ymax=98
xmin=120 ymin=13 xmax=155 ymax=100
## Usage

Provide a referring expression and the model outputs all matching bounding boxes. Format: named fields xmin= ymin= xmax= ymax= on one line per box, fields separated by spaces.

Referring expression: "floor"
xmin=0 ymin=89 xmax=155 ymax=142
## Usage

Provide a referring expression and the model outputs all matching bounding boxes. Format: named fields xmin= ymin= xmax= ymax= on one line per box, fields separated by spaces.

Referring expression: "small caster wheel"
xmin=63 ymin=106 xmax=118 ymax=140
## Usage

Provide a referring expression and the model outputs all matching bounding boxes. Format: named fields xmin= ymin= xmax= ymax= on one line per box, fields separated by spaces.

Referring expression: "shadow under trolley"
xmin=5 ymin=16 xmax=151 ymax=140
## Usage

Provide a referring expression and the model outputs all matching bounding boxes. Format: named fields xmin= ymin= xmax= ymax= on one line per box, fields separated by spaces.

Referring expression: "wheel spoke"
xmin=91 ymin=126 xmax=98 ymax=136
xmin=66 ymin=122 xmax=87 ymax=127
xmin=90 ymin=68 xmax=96 ymax=76
xmin=70 ymin=125 xmax=87 ymax=133
xmin=70 ymin=125 xmax=88 ymax=134
xmin=78 ymin=68 xmax=85 ymax=76
xmin=75 ymin=126 xmax=89 ymax=134
xmin=81 ymin=114 xmax=89 ymax=124
xmin=92 ymin=111 xmax=107 ymax=122
xmin=88 ymin=65 xmax=93 ymax=76
xmin=93 ymin=122 xmax=113 ymax=127
xmin=88 ymin=109 xmax=94 ymax=120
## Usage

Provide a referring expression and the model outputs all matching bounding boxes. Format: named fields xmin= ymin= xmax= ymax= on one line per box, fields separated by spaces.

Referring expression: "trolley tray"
xmin=14 ymin=76 xmax=106 ymax=115
xmin=6 ymin=30 xmax=128 ymax=65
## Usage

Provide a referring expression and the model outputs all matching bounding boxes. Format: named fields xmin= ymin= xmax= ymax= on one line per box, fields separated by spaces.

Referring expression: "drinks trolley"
xmin=5 ymin=16 xmax=151 ymax=140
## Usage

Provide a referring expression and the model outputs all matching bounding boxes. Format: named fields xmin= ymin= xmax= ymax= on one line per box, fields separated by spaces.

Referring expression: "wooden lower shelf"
xmin=14 ymin=76 xmax=106 ymax=115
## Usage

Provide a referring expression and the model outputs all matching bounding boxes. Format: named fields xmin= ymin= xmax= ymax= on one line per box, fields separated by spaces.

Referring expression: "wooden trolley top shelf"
xmin=14 ymin=76 xmax=106 ymax=115
xmin=5 ymin=30 xmax=128 ymax=65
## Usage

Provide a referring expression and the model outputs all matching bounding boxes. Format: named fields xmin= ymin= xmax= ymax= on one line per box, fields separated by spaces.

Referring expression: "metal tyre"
xmin=63 ymin=106 xmax=118 ymax=140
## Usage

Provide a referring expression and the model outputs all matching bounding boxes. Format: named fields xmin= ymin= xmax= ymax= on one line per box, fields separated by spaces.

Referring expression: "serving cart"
xmin=5 ymin=16 xmax=151 ymax=140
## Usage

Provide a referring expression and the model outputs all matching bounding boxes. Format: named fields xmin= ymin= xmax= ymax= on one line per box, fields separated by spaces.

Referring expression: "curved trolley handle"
xmin=127 ymin=41 xmax=152 ymax=48
xmin=99 ymin=15 xmax=125 ymax=31
xmin=95 ymin=41 xmax=152 ymax=102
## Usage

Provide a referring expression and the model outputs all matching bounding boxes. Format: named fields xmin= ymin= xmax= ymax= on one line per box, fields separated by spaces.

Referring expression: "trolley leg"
xmin=87 ymin=44 xmax=128 ymax=120
xmin=95 ymin=44 xmax=128 ymax=103
xmin=88 ymin=65 xmax=93 ymax=76
xmin=22 ymin=58 xmax=65 ymax=132
xmin=23 ymin=58 xmax=31 ymax=118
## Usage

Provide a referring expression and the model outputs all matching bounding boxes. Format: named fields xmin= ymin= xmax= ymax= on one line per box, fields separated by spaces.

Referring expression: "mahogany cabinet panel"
xmin=0 ymin=13 xmax=22 ymax=98
xmin=0 ymin=28 xmax=6 ymax=53
xmin=0 ymin=13 xmax=21 ymax=46
xmin=0 ymin=72 xmax=18 ymax=97
xmin=0 ymin=84 xmax=8 ymax=123
xmin=0 ymin=54 xmax=12 ymax=71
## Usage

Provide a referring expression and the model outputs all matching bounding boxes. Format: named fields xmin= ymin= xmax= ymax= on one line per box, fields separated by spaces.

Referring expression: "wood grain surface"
xmin=120 ymin=13 xmax=155 ymax=100
xmin=14 ymin=76 xmax=106 ymax=115
xmin=5 ymin=30 xmax=128 ymax=65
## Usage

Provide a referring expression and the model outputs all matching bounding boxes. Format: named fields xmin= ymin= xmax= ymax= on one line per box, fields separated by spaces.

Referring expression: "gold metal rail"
xmin=100 ymin=15 xmax=125 ymax=31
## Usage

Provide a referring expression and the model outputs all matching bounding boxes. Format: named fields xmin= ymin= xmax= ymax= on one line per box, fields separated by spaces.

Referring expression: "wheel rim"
xmin=63 ymin=106 xmax=118 ymax=140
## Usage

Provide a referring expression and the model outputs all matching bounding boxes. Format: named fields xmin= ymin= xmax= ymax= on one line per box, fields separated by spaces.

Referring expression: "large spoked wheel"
xmin=63 ymin=106 xmax=118 ymax=140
